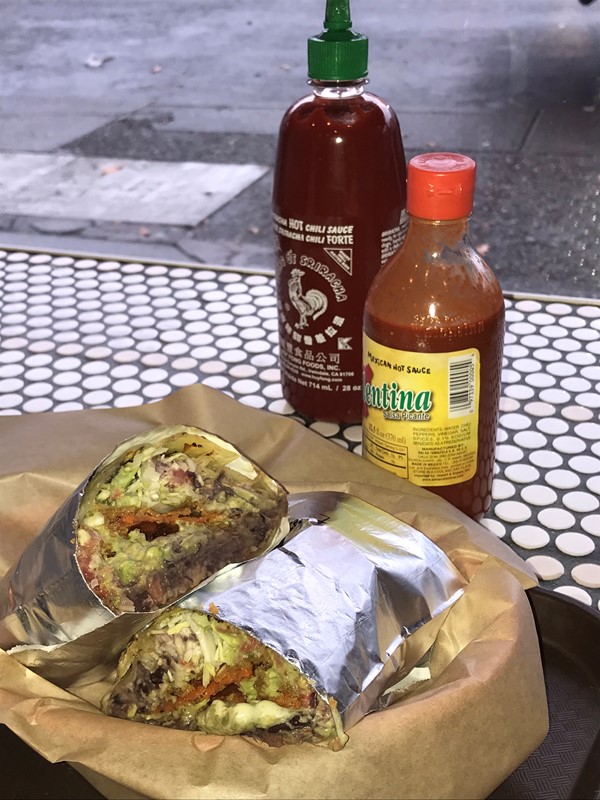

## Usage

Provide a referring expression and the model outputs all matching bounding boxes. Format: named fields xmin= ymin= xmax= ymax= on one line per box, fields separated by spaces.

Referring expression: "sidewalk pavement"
xmin=0 ymin=0 xmax=598 ymax=297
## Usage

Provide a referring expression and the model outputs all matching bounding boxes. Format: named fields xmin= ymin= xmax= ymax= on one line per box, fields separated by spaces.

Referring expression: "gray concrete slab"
xmin=10 ymin=214 xmax=183 ymax=245
xmin=0 ymin=230 xmax=194 ymax=264
xmin=65 ymin=119 xmax=278 ymax=166
xmin=125 ymin=104 xmax=537 ymax=153
xmin=183 ymin=172 xmax=274 ymax=259
xmin=0 ymin=153 xmax=268 ymax=225
xmin=525 ymin=105 xmax=600 ymax=155
xmin=399 ymin=108 xmax=536 ymax=153
xmin=29 ymin=217 xmax=90 ymax=235
xmin=0 ymin=112 xmax=119 ymax=152
xmin=0 ymin=96 xmax=150 ymax=116
xmin=0 ymin=97 xmax=150 ymax=152
xmin=469 ymin=153 xmax=600 ymax=297
xmin=129 ymin=105 xmax=285 ymax=136
xmin=1 ymin=1 xmax=598 ymax=112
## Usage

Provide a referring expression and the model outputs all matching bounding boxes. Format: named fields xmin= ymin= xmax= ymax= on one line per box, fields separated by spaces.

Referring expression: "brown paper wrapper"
xmin=0 ymin=384 xmax=548 ymax=799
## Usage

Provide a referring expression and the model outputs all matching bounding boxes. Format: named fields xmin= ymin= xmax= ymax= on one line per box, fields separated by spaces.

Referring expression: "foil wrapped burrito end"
xmin=101 ymin=492 xmax=466 ymax=750
xmin=0 ymin=425 xmax=288 ymax=650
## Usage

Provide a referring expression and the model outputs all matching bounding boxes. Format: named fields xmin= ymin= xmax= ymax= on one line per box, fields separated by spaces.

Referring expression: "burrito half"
xmin=75 ymin=427 xmax=287 ymax=614
xmin=102 ymin=607 xmax=347 ymax=750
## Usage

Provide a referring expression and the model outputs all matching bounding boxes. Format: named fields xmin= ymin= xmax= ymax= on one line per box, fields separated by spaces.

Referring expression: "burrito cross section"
xmin=75 ymin=429 xmax=287 ymax=614
xmin=102 ymin=607 xmax=348 ymax=750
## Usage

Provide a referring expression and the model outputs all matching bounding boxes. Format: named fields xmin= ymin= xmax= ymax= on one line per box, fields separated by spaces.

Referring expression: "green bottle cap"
xmin=307 ymin=0 xmax=368 ymax=82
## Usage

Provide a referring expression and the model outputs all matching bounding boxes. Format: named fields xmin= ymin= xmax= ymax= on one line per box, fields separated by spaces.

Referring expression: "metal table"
xmin=0 ymin=244 xmax=599 ymax=799
xmin=1 ymin=244 xmax=598 ymax=610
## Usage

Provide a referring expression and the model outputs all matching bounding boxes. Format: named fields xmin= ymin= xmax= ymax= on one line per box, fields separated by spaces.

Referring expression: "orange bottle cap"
xmin=407 ymin=152 xmax=476 ymax=220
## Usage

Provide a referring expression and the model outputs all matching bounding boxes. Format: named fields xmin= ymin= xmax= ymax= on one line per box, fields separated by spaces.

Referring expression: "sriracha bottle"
xmin=272 ymin=0 xmax=407 ymax=423
xmin=362 ymin=153 xmax=505 ymax=520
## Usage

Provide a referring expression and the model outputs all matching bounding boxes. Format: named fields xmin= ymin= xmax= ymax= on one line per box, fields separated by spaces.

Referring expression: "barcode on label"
xmin=448 ymin=353 xmax=476 ymax=418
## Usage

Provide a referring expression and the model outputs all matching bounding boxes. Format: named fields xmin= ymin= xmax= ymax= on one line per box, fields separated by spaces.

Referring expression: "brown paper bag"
xmin=0 ymin=384 xmax=548 ymax=799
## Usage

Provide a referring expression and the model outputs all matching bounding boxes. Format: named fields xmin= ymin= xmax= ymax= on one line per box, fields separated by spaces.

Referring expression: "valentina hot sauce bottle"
xmin=272 ymin=0 xmax=407 ymax=423
xmin=362 ymin=153 xmax=505 ymax=520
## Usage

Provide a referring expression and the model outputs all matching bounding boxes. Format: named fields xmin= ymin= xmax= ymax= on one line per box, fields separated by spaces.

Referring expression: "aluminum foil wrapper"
xmin=177 ymin=491 xmax=466 ymax=730
xmin=0 ymin=425 xmax=289 ymax=652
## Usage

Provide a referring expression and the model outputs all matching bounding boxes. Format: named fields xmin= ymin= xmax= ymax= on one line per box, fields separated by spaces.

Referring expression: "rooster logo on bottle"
xmin=288 ymin=269 xmax=328 ymax=329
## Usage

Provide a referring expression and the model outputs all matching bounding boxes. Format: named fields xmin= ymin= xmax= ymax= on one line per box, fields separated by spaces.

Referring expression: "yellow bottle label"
xmin=362 ymin=336 xmax=480 ymax=486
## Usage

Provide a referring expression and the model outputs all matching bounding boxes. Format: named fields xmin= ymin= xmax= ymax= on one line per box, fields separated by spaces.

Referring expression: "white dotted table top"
xmin=1 ymin=248 xmax=599 ymax=612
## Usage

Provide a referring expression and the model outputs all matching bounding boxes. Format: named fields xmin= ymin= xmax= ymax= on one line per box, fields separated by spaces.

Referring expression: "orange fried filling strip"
xmin=158 ymin=662 xmax=254 ymax=712
xmin=102 ymin=506 xmax=226 ymax=537
xmin=157 ymin=661 xmax=313 ymax=713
